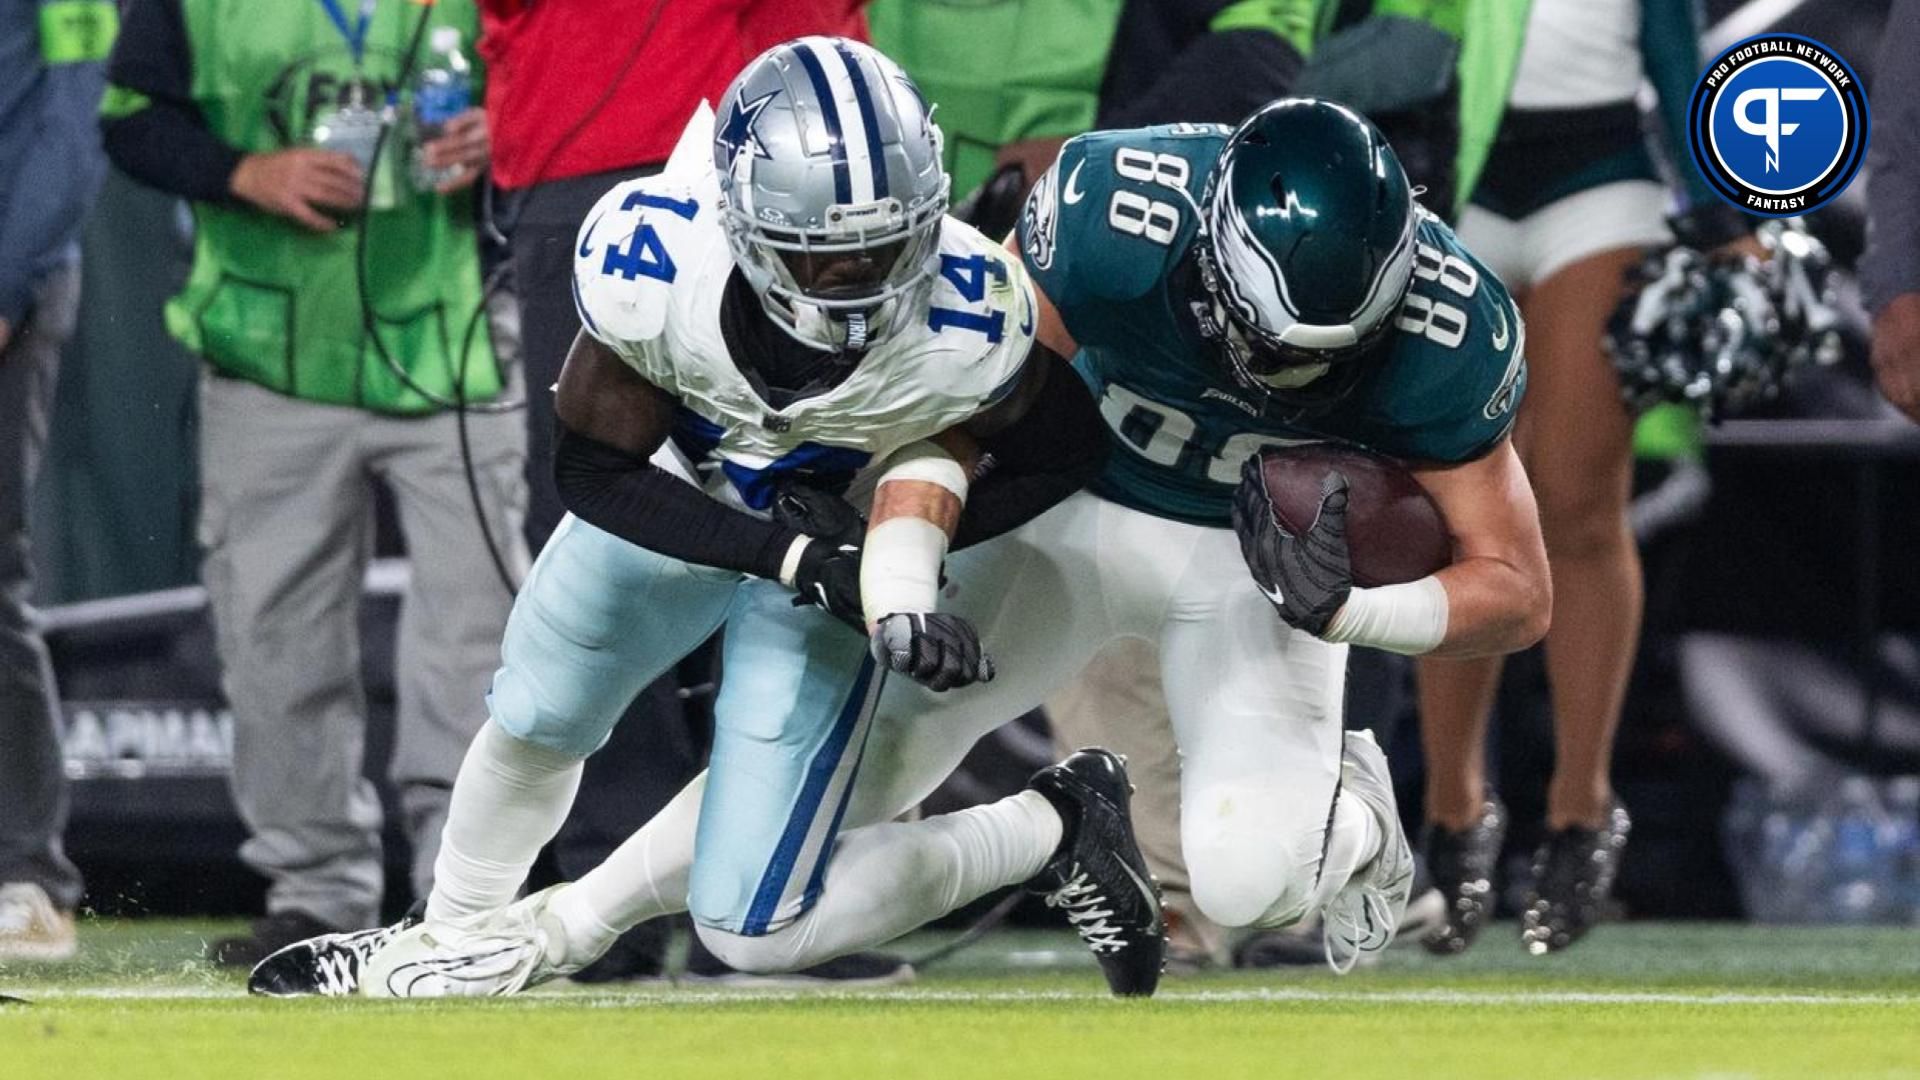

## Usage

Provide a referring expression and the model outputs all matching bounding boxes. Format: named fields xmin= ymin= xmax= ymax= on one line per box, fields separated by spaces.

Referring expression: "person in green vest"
xmin=99 ymin=0 xmax=528 ymax=967
xmin=871 ymin=0 xmax=1316 ymax=231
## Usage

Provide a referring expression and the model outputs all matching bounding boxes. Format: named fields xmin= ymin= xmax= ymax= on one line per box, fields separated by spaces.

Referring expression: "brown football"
xmin=1248 ymin=444 xmax=1451 ymax=587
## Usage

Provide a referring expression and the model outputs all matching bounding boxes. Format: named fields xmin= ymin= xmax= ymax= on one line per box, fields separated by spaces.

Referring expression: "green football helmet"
xmin=1194 ymin=98 xmax=1418 ymax=409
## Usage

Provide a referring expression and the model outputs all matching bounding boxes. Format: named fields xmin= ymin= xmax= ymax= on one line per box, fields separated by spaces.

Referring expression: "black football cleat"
xmin=1025 ymin=748 xmax=1166 ymax=997
xmin=1421 ymin=793 xmax=1507 ymax=957
xmin=248 ymin=913 xmax=420 ymax=997
xmin=1521 ymin=800 xmax=1631 ymax=955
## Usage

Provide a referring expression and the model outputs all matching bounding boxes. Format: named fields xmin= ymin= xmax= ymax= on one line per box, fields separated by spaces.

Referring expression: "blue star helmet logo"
xmin=716 ymin=90 xmax=779 ymax=167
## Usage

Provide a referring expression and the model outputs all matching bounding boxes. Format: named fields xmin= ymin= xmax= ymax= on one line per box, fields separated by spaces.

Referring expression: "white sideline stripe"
xmin=15 ymin=986 xmax=1920 ymax=1007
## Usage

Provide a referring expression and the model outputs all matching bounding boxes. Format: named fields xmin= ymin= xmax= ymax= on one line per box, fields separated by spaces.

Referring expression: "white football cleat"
xmin=360 ymin=885 xmax=579 ymax=999
xmin=1320 ymin=730 xmax=1415 ymax=974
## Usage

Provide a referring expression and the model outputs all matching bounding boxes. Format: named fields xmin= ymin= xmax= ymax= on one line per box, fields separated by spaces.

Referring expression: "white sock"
xmin=698 ymin=790 xmax=1062 ymax=973
xmin=1304 ymin=798 xmax=1383 ymax=916
xmin=546 ymin=774 xmax=707 ymax=966
xmin=426 ymin=721 xmax=584 ymax=922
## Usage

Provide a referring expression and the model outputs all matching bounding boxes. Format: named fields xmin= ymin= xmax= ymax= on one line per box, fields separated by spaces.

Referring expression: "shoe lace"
xmin=316 ymin=923 xmax=408 ymax=995
xmin=1321 ymin=889 xmax=1394 ymax=975
xmin=1044 ymin=870 xmax=1125 ymax=954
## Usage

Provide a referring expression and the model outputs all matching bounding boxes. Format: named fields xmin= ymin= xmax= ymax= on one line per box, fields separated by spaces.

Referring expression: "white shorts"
xmin=1456 ymin=179 xmax=1672 ymax=290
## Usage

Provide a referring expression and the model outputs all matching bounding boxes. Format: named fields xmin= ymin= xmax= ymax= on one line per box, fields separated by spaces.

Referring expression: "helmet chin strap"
xmin=783 ymin=298 xmax=883 ymax=353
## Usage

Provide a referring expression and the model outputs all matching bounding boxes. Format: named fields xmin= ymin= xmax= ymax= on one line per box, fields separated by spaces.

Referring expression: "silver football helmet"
xmin=712 ymin=37 xmax=949 ymax=351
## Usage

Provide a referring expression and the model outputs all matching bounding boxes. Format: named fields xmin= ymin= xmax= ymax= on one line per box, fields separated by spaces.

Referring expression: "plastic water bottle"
xmin=411 ymin=26 xmax=472 ymax=191
xmin=1882 ymin=777 xmax=1920 ymax=924
xmin=1767 ymin=799 xmax=1827 ymax=923
xmin=1826 ymin=777 xmax=1890 ymax=924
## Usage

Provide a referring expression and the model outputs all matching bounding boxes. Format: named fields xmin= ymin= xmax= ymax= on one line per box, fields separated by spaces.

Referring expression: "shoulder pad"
xmin=571 ymin=172 xmax=721 ymax=373
xmin=1017 ymin=129 xmax=1219 ymax=317
xmin=1354 ymin=216 xmax=1528 ymax=463
xmin=917 ymin=219 xmax=1038 ymax=406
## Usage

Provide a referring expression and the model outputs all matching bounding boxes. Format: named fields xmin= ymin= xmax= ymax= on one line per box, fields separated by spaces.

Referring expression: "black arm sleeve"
xmin=101 ymin=0 xmax=246 ymax=204
xmin=952 ymin=350 xmax=1110 ymax=551
xmin=554 ymin=425 xmax=805 ymax=580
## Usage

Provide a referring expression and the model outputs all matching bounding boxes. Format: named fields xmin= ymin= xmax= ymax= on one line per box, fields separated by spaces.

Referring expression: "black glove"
xmin=772 ymin=483 xmax=867 ymax=548
xmin=774 ymin=484 xmax=867 ymax=633
xmin=1231 ymin=463 xmax=1352 ymax=636
xmin=869 ymin=612 xmax=996 ymax=692
xmin=789 ymin=540 xmax=865 ymax=633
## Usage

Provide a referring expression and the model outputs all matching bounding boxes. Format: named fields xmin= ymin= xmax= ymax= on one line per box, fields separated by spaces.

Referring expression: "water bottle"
xmin=1882 ymin=777 xmax=1920 ymax=923
xmin=1767 ymin=799 xmax=1827 ymax=923
xmin=1825 ymin=776 xmax=1889 ymax=924
xmin=411 ymin=26 xmax=472 ymax=191
xmin=1726 ymin=779 xmax=1788 ymax=921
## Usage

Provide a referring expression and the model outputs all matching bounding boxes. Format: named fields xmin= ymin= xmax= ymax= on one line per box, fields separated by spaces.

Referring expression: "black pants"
xmin=505 ymin=165 xmax=709 ymax=965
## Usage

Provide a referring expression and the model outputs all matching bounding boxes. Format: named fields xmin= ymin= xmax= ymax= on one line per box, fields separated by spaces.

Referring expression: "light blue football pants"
xmin=489 ymin=513 xmax=878 ymax=934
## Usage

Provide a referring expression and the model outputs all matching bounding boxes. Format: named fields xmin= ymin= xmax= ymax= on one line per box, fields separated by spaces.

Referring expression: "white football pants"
xmin=567 ymin=490 xmax=1382 ymax=971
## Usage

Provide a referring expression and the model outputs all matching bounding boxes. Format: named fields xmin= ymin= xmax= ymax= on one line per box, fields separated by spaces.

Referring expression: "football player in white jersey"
xmin=255 ymin=99 xmax=1557 ymax=997
xmin=250 ymin=38 xmax=1165 ymax=999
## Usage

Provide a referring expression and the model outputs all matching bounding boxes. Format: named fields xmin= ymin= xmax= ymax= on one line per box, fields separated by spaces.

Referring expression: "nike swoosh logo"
xmin=1490 ymin=302 xmax=1511 ymax=351
xmin=1116 ymin=858 xmax=1165 ymax=932
xmin=1062 ymin=160 xmax=1086 ymax=205
xmin=577 ymin=212 xmax=604 ymax=258
xmin=1263 ymin=583 xmax=1285 ymax=608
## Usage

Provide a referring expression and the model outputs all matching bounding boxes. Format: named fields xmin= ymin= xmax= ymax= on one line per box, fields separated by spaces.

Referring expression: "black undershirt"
xmin=716 ymin=268 xmax=866 ymax=411
xmin=99 ymin=0 xmax=246 ymax=205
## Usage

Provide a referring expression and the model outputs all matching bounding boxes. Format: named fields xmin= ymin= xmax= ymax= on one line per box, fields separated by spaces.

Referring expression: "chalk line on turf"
xmin=10 ymin=986 xmax=1920 ymax=1007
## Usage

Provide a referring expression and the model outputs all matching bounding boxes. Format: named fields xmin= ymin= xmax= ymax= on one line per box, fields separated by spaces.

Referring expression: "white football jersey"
xmin=572 ymin=165 xmax=1036 ymax=514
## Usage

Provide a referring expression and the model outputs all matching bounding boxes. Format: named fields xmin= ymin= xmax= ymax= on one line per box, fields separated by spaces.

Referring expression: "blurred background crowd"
xmin=3 ymin=0 xmax=1917 ymax=979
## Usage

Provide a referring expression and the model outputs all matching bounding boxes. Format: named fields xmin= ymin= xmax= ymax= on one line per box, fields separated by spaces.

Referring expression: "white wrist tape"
xmin=876 ymin=440 xmax=971 ymax=500
xmin=861 ymin=517 xmax=948 ymax=626
xmin=1321 ymin=577 xmax=1450 ymax=655
xmin=776 ymin=536 xmax=811 ymax=588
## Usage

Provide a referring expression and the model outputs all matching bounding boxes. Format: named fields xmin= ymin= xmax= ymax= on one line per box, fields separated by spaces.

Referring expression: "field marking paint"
xmin=12 ymin=986 xmax=1920 ymax=1008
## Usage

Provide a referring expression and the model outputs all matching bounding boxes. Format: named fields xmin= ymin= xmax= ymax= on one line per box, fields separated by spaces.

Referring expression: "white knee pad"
xmin=1187 ymin=847 xmax=1319 ymax=931
xmin=694 ymin=922 xmax=812 ymax=975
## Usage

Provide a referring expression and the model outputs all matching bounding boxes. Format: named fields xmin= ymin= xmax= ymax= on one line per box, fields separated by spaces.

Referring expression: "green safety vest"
xmin=103 ymin=0 xmax=496 ymax=414
xmin=1347 ymin=0 xmax=1529 ymax=214
xmin=869 ymin=0 xmax=1125 ymax=198
xmin=872 ymin=0 xmax=1525 ymax=215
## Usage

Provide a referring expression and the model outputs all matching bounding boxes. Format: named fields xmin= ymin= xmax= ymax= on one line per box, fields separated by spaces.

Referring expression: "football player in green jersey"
xmin=257 ymin=98 xmax=1552 ymax=987
xmin=630 ymin=96 xmax=1547 ymax=973
xmin=925 ymin=97 xmax=1553 ymax=965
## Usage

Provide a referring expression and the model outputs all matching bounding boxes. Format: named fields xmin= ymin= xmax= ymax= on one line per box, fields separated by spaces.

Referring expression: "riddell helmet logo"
xmin=1687 ymin=34 xmax=1869 ymax=216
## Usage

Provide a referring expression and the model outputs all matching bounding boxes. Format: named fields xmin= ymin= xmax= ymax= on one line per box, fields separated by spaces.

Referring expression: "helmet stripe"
xmin=832 ymin=40 xmax=889 ymax=200
xmin=791 ymin=41 xmax=854 ymax=205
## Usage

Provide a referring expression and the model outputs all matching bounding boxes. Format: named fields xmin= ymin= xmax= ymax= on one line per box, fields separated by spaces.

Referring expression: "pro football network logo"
xmin=1687 ymin=34 xmax=1869 ymax=216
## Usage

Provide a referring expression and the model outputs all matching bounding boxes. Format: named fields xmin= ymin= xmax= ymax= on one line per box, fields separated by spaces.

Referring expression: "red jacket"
xmin=480 ymin=1 xmax=868 ymax=189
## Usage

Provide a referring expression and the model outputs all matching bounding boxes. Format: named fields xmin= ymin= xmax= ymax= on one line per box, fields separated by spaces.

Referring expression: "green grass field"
xmin=6 ymin=921 xmax=1920 ymax=1079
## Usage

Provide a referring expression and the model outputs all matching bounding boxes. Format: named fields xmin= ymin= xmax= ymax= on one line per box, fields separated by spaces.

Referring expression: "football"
xmin=1245 ymin=443 xmax=1452 ymax=587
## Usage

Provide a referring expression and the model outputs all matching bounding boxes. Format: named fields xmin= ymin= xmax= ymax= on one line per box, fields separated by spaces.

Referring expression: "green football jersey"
xmin=1016 ymin=125 xmax=1527 ymax=526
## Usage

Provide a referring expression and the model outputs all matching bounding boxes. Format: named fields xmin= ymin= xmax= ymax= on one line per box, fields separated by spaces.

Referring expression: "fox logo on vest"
xmin=262 ymin=50 xmax=403 ymax=148
xmin=1686 ymin=33 xmax=1869 ymax=217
